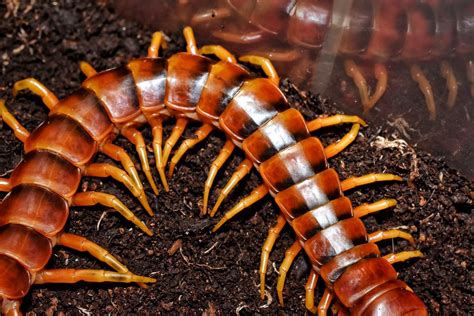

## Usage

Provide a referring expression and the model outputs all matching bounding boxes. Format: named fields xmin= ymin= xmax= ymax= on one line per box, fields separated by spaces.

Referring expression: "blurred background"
xmin=113 ymin=0 xmax=473 ymax=179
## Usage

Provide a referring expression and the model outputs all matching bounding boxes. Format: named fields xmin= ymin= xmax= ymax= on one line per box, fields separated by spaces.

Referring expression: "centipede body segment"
xmin=1 ymin=25 xmax=428 ymax=315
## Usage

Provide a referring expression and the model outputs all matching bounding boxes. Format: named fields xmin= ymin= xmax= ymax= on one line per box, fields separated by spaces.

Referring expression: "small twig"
xmin=203 ymin=241 xmax=219 ymax=254
xmin=96 ymin=210 xmax=114 ymax=231
xmin=259 ymin=289 xmax=273 ymax=309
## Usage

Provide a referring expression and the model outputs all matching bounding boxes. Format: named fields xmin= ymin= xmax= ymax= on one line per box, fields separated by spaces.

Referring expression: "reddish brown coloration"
xmin=1 ymin=28 xmax=427 ymax=315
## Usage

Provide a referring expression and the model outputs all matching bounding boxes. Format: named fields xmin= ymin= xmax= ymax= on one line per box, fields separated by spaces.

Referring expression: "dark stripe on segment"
xmin=0 ymin=184 xmax=69 ymax=237
xmin=128 ymin=57 xmax=168 ymax=113
xmin=51 ymin=88 xmax=114 ymax=142
xmin=83 ymin=66 xmax=141 ymax=123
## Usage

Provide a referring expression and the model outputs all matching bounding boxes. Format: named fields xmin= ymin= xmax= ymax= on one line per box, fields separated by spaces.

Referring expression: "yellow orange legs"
xmin=0 ymin=100 xmax=30 ymax=143
xmin=354 ymin=199 xmax=398 ymax=218
xmin=317 ymin=288 xmax=334 ymax=316
xmin=203 ymin=139 xmax=235 ymax=215
xmin=369 ymin=229 xmax=415 ymax=245
xmin=34 ymin=269 xmax=155 ymax=285
xmin=121 ymin=126 xmax=159 ymax=195
xmin=0 ymin=178 xmax=11 ymax=192
xmin=161 ymin=117 xmax=189 ymax=178
xmin=199 ymin=45 xmax=236 ymax=63
xmin=212 ymin=184 xmax=269 ymax=232
xmin=79 ymin=61 xmax=98 ymax=78
xmin=259 ymin=214 xmax=287 ymax=298
xmin=100 ymin=142 xmax=144 ymax=192
xmin=324 ymin=123 xmax=361 ymax=158
xmin=344 ymin=60 xmax=388 ymax=113
xmin=305 ymin=270 xmax=319 ymax=314
xmin=83 ymin=163 xmax=152 ymax=215
xmin=148 ymin=115 xmax=169 ymax=192
xmin=411 ymin=64 xmax=436 ymax=120
xmin=307 ymin=114 xmax=366 ymax=132
xmin=72 ymin=191 xmax=152 ymax=236
xmin=183 ymin=26 xmax=199 ymax=55
xmin=276 ymin=240 xmax=303 ymax=306
xmin=210 ymin=158 xmax=253 ymax=217
xmin=239 ymin=55 xmax=279 ymax=86
xmin=341 ymin=173 xmax=403 ymax=192
xmin=12 ymin=78 xmax=59 ymax=110
xmin=440 ymin=61 xmax=458 ymax=109
xmin=169 ymin=123 xmax=213 ymax=177
xmin=148 ymin=31 xmax=167 ymax=58
xmin=383 ymin=251 xmax=424 ymax=264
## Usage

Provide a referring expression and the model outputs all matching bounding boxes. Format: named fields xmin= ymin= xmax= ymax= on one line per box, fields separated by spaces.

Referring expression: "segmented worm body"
xmin=1 ymin=28 xmax=427 ymax=314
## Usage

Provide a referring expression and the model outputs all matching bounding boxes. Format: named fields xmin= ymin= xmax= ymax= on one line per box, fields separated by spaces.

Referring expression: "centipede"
xmin=0 ymin=26 xmax=428 ymax=315
xmin=116 ymin=0 xmax=474 ymax=121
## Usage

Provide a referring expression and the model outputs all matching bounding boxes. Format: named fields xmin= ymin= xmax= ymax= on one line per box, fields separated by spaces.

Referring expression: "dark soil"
xmin=0 ymin=1 xmax=472 ymax=315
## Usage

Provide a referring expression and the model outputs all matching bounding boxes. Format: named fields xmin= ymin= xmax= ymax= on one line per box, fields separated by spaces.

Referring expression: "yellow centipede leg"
xmin=366 ymin=63 xmax=388 ymax=110
xmin=212 ymin=184 xmax=269 ymax=232
xmin=0 ymin=100 xmax=30 ymax=143
xmin=183 ymin=26 xmax=199 ymax=55
xmin=34 ymin=269 xmax=156 ymax=285
xmin=199 ymin=45 xmax=236 ymax=63
xmin=210 ymin=158 xmax=253 ymax=217
xmin=169 ymin=123 xmax=213 ymax=177
xmin=368 ymin=229 xmax=415 ymax=245
xmin=79 ymin=61 xmax=97 ymax=78
xmin=277 ymin=240 xmax=302 ymax=306
xmin=440 ymin=61 xmax=458 ymax=109
xmin=121 ymin=127 xmax=159 ymax=195
xmin=147 ymin=115 xmax=169 ymax=192
xmin=383 ymin=251 xmax=424 ymax=265
xmin=0 ymin=178 xmax=11 ymax=192
xmin=203 ymin=139 xmax=235 ymax=215
xmin=305 ymin=270 xmax=319 ymax=314
xmin=72 ymin=191 xmax=152 ymax=235
xmin=318 ymin=288 xmax=334 ymax=316
xmin=12 ymin=78 xmax=59 ymax=110
xmin=410 ymin=64 xmax=436 ymax=120
xmin=307 ymin=114 xmax=366 ymax=132
xmin=324 ymin=124 xmax=360 ymax=158
xmin=344 ymin=59 xmax=371 ymax=112
xmin=341 ymin=173 xmax=403 ymax=191
xmin=353 ymin=199 xmax=397 ymax=218
xmin=239 ymin=55 xmax=279 ymax=86
xmin=148 ymin=31 xmax=167 ymax=58
xmin=161 ymin=117 xmax=189 ymax=177
xmin=259 ymin=214 xmax=286 ymax=298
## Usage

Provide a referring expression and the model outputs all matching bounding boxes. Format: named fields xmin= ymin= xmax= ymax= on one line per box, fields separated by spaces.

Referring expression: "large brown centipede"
xmin=0 ymin=26 xmax=428 ymax=315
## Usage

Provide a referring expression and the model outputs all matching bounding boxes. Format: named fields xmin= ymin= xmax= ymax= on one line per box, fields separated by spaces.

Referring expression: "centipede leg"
xmin=169 ymin=123 xmax=214 ymax=177
xmin=148 ymin=115 xmax=169 ymax=192
xmin=183 ymin=26 xmax=199 ymax=55
xmin=83 ymin=163 xmax=152 ymax=215
xmin=305 ymin=270 xmax=319 ymax=314
xmin=368 ymin=229 xmax=415 ymax=245
xmin=203 ymin=139 xmax=235 ymax=215
xmin=259 ymin=214 xmax=286 ymax=298
xmin=212 ymin=184 xmax=269 ymax=231
xmin=239 ymin=55 xmax=280 ymax=86
xmin=366 ymin=63 xmax=388 ymax=111
xmin=341 ymin=173 xmax=403 ymax=191
xmin=148 ymin=31 xmax=167 ymax=58
xmin=344 ymin=59 xmax=371 ymax=112
xmin=210 ymin=158 xmax=253 ymax=217
xmin=307 ymin=114 xmax=366 ymax=132
xmin=0 ymin=178 xmax=11 ymax=192
xmin=410 ymin=64 xmax=436 ymax=120
xmin=12 ymin=78 xmax=58 ymax=110
xmin=34 ymin=269 xmax=156 ymax=285
xmin=72 ymin=191 xmax=152 ymax=235
xmin=79 ymin=61 xmax=97 ymax=78
xmin=121 ymin=127 xmax=159 ymax=195
xmin=324 ymin=123 xmax=360 ymax=158
xmin=467 ymin=60 xmax=474 ymax=97
xmin=353 ymin=199 xmax=397 ymax=218
xmin=100 ymin=142 xmax=144 ymax=191
xmin=277 ymin=240 xmax=303 ymax=306
xmin=317 ymin=288 xmax=334 ymax=316
xmin=199 ymin=45 xmax=236 ymax=63
xmin=1 ymin=298 xmax=21 ymax=316
xmin=383 ymin=251 xmax=424 ymax=264
xmin=161 ymin=117 xmax=189 ymax=176
xmin=440 ymin=61 xmax=458 ymax=109
xmin=0 ymin=100 xmax=30 ymax=143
